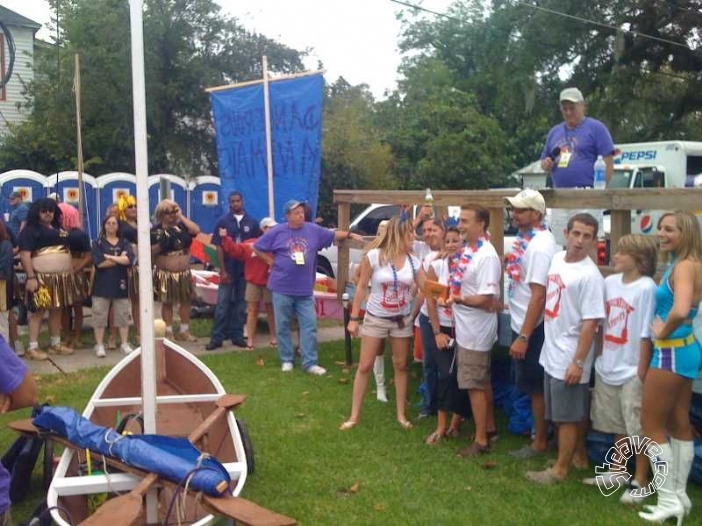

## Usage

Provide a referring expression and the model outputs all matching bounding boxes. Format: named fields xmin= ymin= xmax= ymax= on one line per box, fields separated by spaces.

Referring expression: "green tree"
xmin=395 ymin=0 xmax=702 ymax=169
xmin=318 ymin=77 xmax=395 ymax=223
xmin=376 ymin=57 xmax=515 ymax=190
xmin=0 ymin=0 xmax=306 ymax=176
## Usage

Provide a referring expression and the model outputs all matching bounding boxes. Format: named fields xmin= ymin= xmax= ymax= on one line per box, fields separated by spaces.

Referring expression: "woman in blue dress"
xmin=640 ymin=211 xmax=702 ymax=524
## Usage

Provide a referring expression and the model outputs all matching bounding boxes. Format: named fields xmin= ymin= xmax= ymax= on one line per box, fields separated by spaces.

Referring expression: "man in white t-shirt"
xmin=503 ymin=190 xmax=560 ymax=459
xmin=526 ymin=213 xmax=605 ymax=484
xmin=449 ymin=204 xmax=501 ymax=457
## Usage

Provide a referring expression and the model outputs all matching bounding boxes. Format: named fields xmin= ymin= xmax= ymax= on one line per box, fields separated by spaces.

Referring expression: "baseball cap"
xmin=559 ymin=87 xmax=584 ymax=103
xmin=48 ymin=192 xmax=60 ymax=201
xmin=284 ymin=199 xmax=304 ymax=214
xmin=260 ymin=217 xmax=278 ymax=229
xmin=9 ymin=191 xmax=22 ymax=199
xmin=505 ymin=189 xmax=546 ymax=214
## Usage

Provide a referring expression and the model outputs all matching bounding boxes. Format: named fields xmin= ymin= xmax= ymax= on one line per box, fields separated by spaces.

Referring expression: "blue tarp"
xmin=33 ymin=406 xmax=231 ymax=497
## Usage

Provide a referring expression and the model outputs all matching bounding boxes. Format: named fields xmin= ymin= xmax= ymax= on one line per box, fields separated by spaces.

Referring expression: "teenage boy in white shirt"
xmin=503 ymin=189 xmax=560 ymax=459
xmin=527 ymin=213 xmax=605 ymax=484
xmin=585 ymin=234 xmax=657 ymax=503
xmin=448 ymin=204 xmax=501 ymax=457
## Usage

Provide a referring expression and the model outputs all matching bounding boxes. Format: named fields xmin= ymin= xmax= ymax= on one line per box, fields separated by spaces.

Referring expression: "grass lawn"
xmin=2 ymin=324 xmax=701 ymax=525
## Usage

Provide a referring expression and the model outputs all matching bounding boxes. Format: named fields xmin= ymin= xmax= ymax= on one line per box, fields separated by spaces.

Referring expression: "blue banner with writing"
xmin=210 ymin=74 xmax=324 ymax=224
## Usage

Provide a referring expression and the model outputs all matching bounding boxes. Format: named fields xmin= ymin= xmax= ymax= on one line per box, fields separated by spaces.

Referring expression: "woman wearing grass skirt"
xmin=151 ymin=199 xmax=200 ymax=342
xmin=639 ymin=211 xmax=702 ymax=524
xmin=341 ymin=214 xmax=422 ymax=431
xmin=18 ymin=198 xmax=79 ymax=360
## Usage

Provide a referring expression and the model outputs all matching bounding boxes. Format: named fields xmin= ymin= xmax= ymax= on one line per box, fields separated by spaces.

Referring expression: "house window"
xmin=0 ymin=33 xmax=5 ymax=101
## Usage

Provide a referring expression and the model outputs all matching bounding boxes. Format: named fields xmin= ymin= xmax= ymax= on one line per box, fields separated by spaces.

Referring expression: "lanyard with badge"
xmin=558 ymin=123 xmax=581 ymax=168
xmin=290 ymin=231 xmax=306 ymax=265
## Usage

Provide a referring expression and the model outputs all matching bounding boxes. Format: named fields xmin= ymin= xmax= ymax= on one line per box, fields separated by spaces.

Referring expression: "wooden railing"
xmin=333 ymin=187 xmax=702 ymax=300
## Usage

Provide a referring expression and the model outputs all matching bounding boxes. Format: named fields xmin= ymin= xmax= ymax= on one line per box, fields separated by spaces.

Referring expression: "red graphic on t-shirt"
xmin=544 ymin=274 xmax=566 ymax=320
xmin=604 ymin=297 xmax=635 ymax=346
xmin=381 ymin=282 xmax=410 ymax=311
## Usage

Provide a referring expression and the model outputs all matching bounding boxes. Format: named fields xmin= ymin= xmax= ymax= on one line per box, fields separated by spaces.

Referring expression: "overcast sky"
xmin=0 ymin=0 xmax=454 ymax=98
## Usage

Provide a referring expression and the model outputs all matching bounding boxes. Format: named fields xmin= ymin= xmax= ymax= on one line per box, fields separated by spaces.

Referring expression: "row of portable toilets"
xmin=0 ymin=170 xmax=225 ymax=239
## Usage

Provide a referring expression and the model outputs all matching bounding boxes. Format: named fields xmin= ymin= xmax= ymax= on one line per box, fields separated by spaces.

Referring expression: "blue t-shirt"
xmin=8 ymin=203 xmax=29 ymax=239
xmin=211 ymin=212 xmax=261 ymax=277
xmin=541 ymin=117 xmax=615 ymax=188
xmin=254 ymin=223 xmax=334 ymax=296
xmin=0 ymin=334 xmax=29 ymax=514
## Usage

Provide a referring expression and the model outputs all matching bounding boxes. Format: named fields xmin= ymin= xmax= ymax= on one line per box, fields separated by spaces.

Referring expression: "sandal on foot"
xmin=245 ymin=344 xmax=254 ymax=351
xmin=269 ymin=340 xmax=277 ymax=347
xmin=398 ymin=420 xmax=413 ymax=430
xmin=425 ymin=432 xmax=445 ymax=446
xmin=458 ymin=441 xmax=491 ymax=458
xmin=526 ymin=468 xmax=565 ymax=485
xmin=445 ymin=428 xmax=461 ymax=439
xmin=339 ymin=420 xmax=358 ymax=431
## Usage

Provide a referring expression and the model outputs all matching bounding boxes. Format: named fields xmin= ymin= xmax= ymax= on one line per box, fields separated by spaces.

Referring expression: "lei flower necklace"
xmin=506 ymin=223 xmax=547 ymax=296
xmin=448 ymin=238 xmax=486 ymax=296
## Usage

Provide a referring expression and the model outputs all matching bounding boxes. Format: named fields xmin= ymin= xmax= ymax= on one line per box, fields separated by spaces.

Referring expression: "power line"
xmin=513 ymin=1 xmax=693 ymax=51
xmin=391 ymin=0 xmax=695 ymax=51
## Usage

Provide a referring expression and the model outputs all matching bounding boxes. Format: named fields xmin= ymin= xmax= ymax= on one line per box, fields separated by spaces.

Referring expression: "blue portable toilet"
xmin=189 ymin=176 xmax=222 ymax=235
xmin=0 ymin=170 xmax=50 ymax=219
xmin=148 ymin=175 xmax=188 ymax=222
xmin=96 ymin=173 xmax=137 ymax=225
xmin=51 ymin=172 xmax=99 ymax=239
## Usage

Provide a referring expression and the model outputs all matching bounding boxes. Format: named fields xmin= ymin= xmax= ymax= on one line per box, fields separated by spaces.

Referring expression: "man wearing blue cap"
xmin=254 ymin=199 xmax=360 ymax=375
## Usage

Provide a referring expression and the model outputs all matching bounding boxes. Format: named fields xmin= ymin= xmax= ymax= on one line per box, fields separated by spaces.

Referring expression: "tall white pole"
xmin=128 ymin=1 xmax=158 ymax=520
xmin=262 ymin=55 xmax=275 ymax=218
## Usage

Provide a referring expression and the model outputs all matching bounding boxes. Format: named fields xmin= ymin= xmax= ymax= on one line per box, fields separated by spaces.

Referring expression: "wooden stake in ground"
xmin=73 ymin=53 xmax=85 ymax=230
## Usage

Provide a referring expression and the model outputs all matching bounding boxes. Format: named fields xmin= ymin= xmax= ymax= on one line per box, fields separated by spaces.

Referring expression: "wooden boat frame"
xmin=47 ymin=338 xmax=249 ymax=526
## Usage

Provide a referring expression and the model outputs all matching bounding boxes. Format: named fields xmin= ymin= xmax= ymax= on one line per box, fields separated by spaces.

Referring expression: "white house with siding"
xmin=0 ymin=6 xmax=41 ymax=135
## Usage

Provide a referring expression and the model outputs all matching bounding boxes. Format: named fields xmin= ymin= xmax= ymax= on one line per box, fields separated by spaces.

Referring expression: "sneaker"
xmin=95 ymin=344 xmax=106 ymax=358
xmin=25 ymin=348 xmax=48 ymax=361
xmin=174 ymin=331 xmax=197 ymax=342
xmin=120 ymin=343 xmax=134 ymax=355
xmin=47 ymin=343 xmax=74 ymax=356
xmin=619 ymin=481 xmax=647 ymax=505
xmin=13 ymin=340 xmax=25 ymax=357
xmin=281 ymin=362 xmax=294 ymax=372
xmin=306 ymin=365 xmax=327 ymax=376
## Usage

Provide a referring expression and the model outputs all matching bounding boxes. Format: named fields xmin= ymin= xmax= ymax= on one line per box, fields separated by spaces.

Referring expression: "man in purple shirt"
xmin=541 ymin=87 xmax=615 ymax=245
xmin=0 ymin=334 xmax=39 ymax=524
xmin=254 ymin=200 xmax=357 ymax=375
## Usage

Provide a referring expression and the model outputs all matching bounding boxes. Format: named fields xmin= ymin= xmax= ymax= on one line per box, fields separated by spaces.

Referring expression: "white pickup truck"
xmin=317 ymin=203 xmax=517 ymax=278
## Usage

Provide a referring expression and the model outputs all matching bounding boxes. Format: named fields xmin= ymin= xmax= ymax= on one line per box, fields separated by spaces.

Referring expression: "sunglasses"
xmin=126 ymin=205 xmax=136 ymax=209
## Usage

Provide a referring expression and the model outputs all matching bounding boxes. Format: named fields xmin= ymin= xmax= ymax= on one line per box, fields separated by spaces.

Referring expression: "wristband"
xmin=433 ymin=330 xmax=441 ymax=336
xmin=27 ymin=276 xmax=37 ymax=281
xmin=350 ymin=316 xmax=360 ymax=322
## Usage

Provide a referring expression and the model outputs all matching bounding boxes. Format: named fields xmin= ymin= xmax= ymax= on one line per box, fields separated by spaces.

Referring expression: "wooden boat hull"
xmin=48 ymin=339 xmax=249 ymax=526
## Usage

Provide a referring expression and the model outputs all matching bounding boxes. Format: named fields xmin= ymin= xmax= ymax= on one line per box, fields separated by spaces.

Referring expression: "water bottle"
xmin=593 ymin=155 xmax=606 ymax=189
xmin=424 ymin=188 xmax=434 ymax=218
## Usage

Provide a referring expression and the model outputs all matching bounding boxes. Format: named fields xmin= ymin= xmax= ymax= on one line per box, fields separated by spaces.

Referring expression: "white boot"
xmin=374 ymin=355 xmax=388 ymax=403
xmin=671 ymin=438 xmax=693 ymax=517
xmin=639 ymin=443 xmax=684 ymax=526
